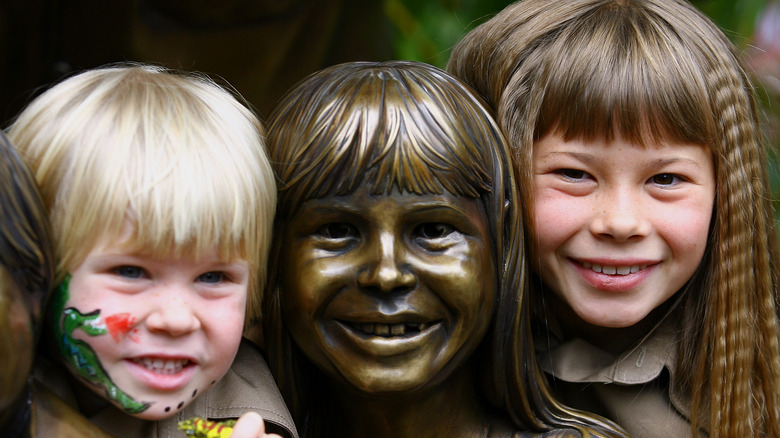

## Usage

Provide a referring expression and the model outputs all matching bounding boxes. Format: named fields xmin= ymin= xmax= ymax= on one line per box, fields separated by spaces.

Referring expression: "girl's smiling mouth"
xmin=570 ymin=259 xmax=657 ymax=292
xmin=579 ymin=261 xmax=649 ymax=275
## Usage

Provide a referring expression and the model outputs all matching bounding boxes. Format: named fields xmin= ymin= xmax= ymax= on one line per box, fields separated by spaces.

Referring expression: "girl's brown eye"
xmin=652 ymin=173 xmax=679 ymax=185
xmin=556 ymin=168 xmax=589 ymax=180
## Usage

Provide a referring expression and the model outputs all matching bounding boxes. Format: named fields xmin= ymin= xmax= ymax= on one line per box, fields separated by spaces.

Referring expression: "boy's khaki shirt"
xmin=34 ymin=339 xmax=298 ymax=438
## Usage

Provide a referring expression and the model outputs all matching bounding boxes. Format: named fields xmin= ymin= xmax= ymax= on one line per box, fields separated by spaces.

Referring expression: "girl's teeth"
xmin=133 ymin=357 xmax=189 ymax=375
xmin=581 ymin=261 xmax=647 ymax=275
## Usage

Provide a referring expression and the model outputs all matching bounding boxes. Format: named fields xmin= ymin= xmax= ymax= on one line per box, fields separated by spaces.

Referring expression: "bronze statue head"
xmin=0 ymin=131 xmax=54 ymax=433
xmin=263 ymin=61 xmax=527 ymax=436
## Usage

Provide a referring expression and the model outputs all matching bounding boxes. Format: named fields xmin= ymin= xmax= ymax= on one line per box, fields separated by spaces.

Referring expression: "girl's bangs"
xmin=533 ymin=4 xmax=714 ymax=147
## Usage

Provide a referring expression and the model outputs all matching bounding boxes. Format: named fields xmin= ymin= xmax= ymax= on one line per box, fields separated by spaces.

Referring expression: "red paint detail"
xmin=105 ymin=313 xmax=136 ymax=342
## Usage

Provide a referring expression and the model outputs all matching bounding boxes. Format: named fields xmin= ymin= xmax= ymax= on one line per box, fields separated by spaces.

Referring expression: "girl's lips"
xmin=579 ymin=261 xmax=649 ymax=275
xmin=571 ymin=259 xmax=656 ymax=292
xmin=125 ymin=356 xmax=197 ymax=390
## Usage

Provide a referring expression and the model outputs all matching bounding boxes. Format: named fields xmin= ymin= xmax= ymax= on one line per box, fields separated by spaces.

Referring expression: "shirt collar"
xmin=535 ymin=314 xmax=695 ymax=423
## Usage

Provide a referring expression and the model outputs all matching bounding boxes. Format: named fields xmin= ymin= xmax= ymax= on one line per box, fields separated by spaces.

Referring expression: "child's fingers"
xmin=230 ymin=412 xmax=279 ymax=438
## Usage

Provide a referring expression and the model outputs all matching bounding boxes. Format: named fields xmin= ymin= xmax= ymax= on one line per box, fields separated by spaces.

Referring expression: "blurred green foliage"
xmin=387 ymin=0 xmax=780 ymax=239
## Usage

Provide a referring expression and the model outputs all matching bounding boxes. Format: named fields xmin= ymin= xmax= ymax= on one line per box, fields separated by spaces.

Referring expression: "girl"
xmin=448 ymin=1 xmax=780 ymax=437
xmin=7 ymin=64 xmax=296 ymax=438
xmin=261 ymin=60 xmax=627 ymax=437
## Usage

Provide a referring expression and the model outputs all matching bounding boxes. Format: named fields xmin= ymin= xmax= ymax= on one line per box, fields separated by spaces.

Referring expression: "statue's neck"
xmin=324 ymin=362 xmax=492 ymax=438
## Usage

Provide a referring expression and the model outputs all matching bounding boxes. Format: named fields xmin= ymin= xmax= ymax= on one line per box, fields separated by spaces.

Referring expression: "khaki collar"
xmin=536 ymin=315 xmax=695 ymax=425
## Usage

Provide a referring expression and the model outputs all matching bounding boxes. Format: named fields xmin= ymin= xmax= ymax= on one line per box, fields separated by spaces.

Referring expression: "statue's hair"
xmin=0 ymin=130 xmax=54 ymax=407
xmin=448 ymin=0 xmax=780 ymax=436
xmin=262 ymin=60 xmax=627 ymax=437
xmin=7 ymin=64 xmax=276 ymax=328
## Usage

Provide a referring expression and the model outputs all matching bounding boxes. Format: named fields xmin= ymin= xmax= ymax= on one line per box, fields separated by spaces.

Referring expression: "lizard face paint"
xmin=50 ymin=275 xmax=151 ymax=414
xmin=51 ymin=235 xmax=249 ymax=421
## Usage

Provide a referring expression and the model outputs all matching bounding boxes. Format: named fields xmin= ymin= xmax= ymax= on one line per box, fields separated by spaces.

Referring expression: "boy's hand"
xmin=231 ymin=412 xmax=283 ymax=438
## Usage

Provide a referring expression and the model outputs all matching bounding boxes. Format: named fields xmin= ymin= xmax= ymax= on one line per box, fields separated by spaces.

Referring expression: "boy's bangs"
xmin=124 ymin=138 xmax=256 ymax=263
xmin=533 ymin=4 xmax=715 ymax=147
xmin=62 ymin=124 xmax=259 ymax=270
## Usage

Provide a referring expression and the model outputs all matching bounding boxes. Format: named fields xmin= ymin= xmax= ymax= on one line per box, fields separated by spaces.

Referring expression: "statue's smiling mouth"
xmin=342 ymin=321 xmax=440 ymax=337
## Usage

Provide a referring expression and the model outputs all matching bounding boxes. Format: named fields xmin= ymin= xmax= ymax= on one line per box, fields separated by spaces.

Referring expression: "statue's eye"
xmin=415 ymin=223 xmax=455 ymax=240
xmin=314 ymin=223 xmax=358 ymax=239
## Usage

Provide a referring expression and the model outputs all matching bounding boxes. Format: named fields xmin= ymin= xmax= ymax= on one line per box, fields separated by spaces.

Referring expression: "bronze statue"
xmin=262 ymin=61 xmax=628 ymax=438
xmin=0 ymin=131 xmax=109 ymax=437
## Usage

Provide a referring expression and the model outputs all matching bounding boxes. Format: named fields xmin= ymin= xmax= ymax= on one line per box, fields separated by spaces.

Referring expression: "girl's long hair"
xmin=449 ymin=1 xmax=780 ymax=436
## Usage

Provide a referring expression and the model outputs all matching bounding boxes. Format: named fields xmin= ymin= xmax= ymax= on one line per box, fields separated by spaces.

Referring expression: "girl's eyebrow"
xmin=649 ymin=157 xmax=704 ymax=169
xmin=544 ymin=151 xmax=705 ymax=169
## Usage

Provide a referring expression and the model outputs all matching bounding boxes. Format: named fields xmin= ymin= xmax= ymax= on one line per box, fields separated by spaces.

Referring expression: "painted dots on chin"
xmin=177 ymin=401 xmax=184 ymax=410
xmin=165 ymin=406 xmax=171 ymax=413
xmin=192 ymin=389 xmax=198 ymax=398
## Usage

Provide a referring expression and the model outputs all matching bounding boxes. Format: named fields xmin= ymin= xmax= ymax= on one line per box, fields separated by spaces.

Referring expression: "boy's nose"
xmin=589 ymin=189 xmax=651 ymax=241
xmin=145 ymin=290 xmax=201 ymax=336
xmin=356 ymin=233 xmax=416 ymax=294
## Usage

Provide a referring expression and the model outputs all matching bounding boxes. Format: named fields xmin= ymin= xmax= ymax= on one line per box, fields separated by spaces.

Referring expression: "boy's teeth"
xmin=581 ymin=261 xmax=647 ymax=276
xmin=132 ymin=357 xmax=189 ymax=374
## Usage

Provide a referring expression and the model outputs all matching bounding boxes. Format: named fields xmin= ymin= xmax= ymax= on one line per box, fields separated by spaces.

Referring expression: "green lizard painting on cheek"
xmin=48 ymin=275 xmax=150 ymax=415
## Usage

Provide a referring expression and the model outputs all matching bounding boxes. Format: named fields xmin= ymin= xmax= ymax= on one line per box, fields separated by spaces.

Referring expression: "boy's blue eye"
xmin=197 ymin=272 xmax=225 ymax=284
xmin=115 ymin=266 xmax=144 ymax=279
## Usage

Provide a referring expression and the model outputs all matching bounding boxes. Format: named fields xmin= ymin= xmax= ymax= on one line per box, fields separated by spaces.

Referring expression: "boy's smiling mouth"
xmin=131 ymin=357 xmax=192 ymax=375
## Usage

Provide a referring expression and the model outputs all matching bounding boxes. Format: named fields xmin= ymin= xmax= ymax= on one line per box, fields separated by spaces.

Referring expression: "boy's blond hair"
xmin=8 ymin=64 xmax=275 ymax=327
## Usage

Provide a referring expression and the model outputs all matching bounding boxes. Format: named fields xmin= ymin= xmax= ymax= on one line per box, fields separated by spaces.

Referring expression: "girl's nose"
xmin=144 ymin=288 xmax=201 ymax=336
xmin=356 ymin=232 xmax=416 ymax=294
xmin=589 ymin=189 xmax=651 ymax=241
